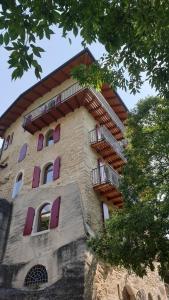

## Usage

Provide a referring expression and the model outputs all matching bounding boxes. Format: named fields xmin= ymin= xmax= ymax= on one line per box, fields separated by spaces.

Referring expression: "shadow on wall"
xmin=0 ymin=198 xmax=12 ymax=263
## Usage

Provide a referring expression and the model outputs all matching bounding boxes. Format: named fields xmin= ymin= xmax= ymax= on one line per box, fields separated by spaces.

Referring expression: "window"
xmin=12 ymin=172 xmax=23 ymax=198
xmin=24 ymin=265 xmax=48 ymax=287
xmin=23 ymin=198 xmax=61 ymax=236
xmin=43 ymin=163 xmax=53 ymax=184
xmin=122 ymin=287 xmax=131 ymax=300
xmin=136 ymin=290 xmax=146 ymax=300
xmin=102 ymin=203 xmax=110 ymax=221
xmin=37 ymin=203 xmax=51 ymax=232
xmin=3 ymin=135 xmax=10 ymax=150
xmin=46 ymin=130 xmax=54 ymax=146
xmin=157 ymin=296 xmax=161 ymax=300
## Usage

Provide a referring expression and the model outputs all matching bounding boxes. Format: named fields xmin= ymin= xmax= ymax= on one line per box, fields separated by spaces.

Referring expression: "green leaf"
xmin=0 ymin=34 xmax=3 ymax=45
xmin=73 ymin=26 xmax=78 ymax=37
xmin=4 ymin=32 xmax=9 ymax=46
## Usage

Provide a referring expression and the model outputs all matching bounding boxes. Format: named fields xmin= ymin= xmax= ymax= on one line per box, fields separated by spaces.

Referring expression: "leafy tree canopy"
xmin=88 ymin=96 xmax=169 ymax=279
xmin=0 ymin=1 xmax=169 ymax=96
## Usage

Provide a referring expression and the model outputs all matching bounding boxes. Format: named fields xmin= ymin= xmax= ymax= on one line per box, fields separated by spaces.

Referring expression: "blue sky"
xmin=0 ymin=28 xmax=156 ymax=142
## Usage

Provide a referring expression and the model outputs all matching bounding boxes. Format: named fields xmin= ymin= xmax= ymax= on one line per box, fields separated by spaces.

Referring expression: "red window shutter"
xmin=23 ymin=207 xmax=35 ymax=236
xmin=53 ymin=124 xmax=60 ymax=143
xmin=50 ymin=197 xmax=61 ymax=229
xmin=53 ymin=157 xmax=61 ymax=180
xmin=37 ymin=133 xmax=44 ymax=151
xmin=32 ymin=166 xmax=41 ymax=188
xmin=18 ymin=143 xmax=27 ymax=162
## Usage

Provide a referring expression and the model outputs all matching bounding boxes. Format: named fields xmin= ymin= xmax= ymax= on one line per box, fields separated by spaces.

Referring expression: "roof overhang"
xmin=0 ymin=48 xmax=128 ymax=137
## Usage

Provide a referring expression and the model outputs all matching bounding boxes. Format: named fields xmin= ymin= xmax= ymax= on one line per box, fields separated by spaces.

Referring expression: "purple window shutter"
xmin=50 ymin=197 xmax=61 ymax=229
xmin=53 ymin=124 xmax=60 ymax=143
xmin=18 ymin=143 xmax=27 ymax=162
xmin=53 ymin=157 xmax=61 ymax=180
xmin=37 ymin=133 xmax=44 ymax=151
xmin=32 ymin=166 xmax=41 ymax=188
xmin=23 ymin=207 xmax=35 ymax=236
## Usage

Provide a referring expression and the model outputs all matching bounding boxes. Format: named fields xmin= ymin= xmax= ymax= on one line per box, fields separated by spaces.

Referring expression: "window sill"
xmin=31 ymin=229 xmax=50 ymax=237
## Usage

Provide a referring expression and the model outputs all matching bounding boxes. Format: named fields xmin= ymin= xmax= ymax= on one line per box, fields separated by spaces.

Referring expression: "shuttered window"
xmin=46 ymin=130 xmax=54 ymax=146
xmin=18 ymin=143 xmax=27 ymax=162
xmin=32 ymin=166 xmax=41 ymax=188
xmin=53 ymin=157 xmax=61 ymax=180
xmin=53 ymin=124 xmax=60 ymax=143
xmin=37 ymin=133 xmax=44 ymax=151
xmin=12 ymin=173 xmax=23 ymax=198
xmin=37 ymin=203 xmax=51 ymax=232
xmin=3 ymin=135 xmax=10 ymax=150
xmin=50 ymin=197 xmax=61 ymax=229
xmin=23 ymin=207 xmax=35 ymax=236
xmin=43 ymin=164 xmax=53 ymax=184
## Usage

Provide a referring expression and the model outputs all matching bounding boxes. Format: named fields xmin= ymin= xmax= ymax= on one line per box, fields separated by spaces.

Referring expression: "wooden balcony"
xmin=91 ymin=164 xmax=123 ymax=208
xmin=23 ymin=83 xmax=125 ymax=139
xmin=89 ymin=126 xmax=127 ymax=172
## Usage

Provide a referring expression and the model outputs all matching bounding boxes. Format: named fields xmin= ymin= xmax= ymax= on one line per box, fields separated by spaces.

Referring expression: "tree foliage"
xmin=88 ymin=96 xmax=169 ymax=278
xmin=0 ymin=1 xmax=169 ymax=96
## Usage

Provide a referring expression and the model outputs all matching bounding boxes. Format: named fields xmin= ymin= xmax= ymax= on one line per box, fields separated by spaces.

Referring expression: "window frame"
xmin=12 ymin=171 xmax=24 ymax=199
xmin=45 ymin=129 xmax=54 ymax=147
xmin=32 ymin=202 xmax=52 ymax=234
xmin=24 ymin=264 xmax=48 ymax=287
xmin=42 ymin=163 xmax=54 ymax=185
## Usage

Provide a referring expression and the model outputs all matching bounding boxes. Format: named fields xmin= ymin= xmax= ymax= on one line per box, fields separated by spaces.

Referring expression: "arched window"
xmin=136 ymin=289 xmax=146 ymax=300
xmin=122 ymin=287 xmax=131 ymax=300
xmin=46 ymin=130 xmax=54 ymax=146
xmin=157 ymin=296 xmax=161 ymax=300
xmin=12 ymin=173 xmax=23 ymax=198
xmin=37 ymin=203 xmax=51 ymax=232
xmin=24 ymin=265 xmax=48 ymax=287
xmin=3 ymin=135 xmax=10 ymax=150
xmin=43 ymin=163 xmax=53 ymax=184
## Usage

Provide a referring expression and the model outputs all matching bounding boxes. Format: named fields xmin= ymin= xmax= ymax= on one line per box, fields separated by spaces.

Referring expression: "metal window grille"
xmin=24 ymin=265 xmax=48 ymax=287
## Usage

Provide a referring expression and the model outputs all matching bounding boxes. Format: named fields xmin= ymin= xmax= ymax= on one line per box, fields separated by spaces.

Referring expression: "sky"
xmin=0 ymin=28 xmax=156 ymax=144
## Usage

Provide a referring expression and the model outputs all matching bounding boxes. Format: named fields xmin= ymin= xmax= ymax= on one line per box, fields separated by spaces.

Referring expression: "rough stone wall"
xmin=0 ymin=77 xmax=167 ymax=299
xmin=2 ymin=183 xmax=85 ymax=288
xmin=85 ymin=253 xmax=167 ymax=300
xmin=0 ymin=238 xmax=86 ymax=300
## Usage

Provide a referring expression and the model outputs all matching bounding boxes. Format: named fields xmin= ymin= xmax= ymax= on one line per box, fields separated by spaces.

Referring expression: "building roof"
xmin=0 ymin=48 xmax=128 ymax=137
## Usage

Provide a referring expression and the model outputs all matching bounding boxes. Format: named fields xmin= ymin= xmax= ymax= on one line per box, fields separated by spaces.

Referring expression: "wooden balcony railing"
xmin=91 ymin=164 xmax=123 ymax=207
xmin=90 ymin=126 xmax=127 ymax=171
xmin=23 ymin=82 xmax=125 ymax=138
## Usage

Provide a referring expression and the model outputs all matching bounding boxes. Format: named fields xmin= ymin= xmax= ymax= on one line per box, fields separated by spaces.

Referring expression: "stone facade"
xmin=0 ymin=62 xmax=167 ymax=299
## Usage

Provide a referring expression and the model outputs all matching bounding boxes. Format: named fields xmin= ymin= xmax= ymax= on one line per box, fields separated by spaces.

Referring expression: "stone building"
xmin=0 ymin=49 xmax=167 ymax=299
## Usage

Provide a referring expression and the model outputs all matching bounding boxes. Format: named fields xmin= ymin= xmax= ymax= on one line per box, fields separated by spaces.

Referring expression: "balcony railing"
xmin=90 ymin=88 xmax=125 ymax=134
xmin=23 ymin=82 xmax=83 ymax=126
xmin=92 ymin=164 xmax=120 ymax=188
xmin=23 ymin=83 xmax=125 ymax=135
xmin=89 ymin=126 xmax=127 ymax=163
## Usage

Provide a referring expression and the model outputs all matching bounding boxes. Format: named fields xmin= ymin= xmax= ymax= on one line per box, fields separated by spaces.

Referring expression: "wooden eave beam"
xmin=39 ymin=117 xmax=49 ymax=126
xmin=56 ymin=107 xmax=65 ymax=117
xmin=75 ymin=95 xmax=81 ymax=107
xmin=33 ymin=90 xmax=43 ymax=98
xmin=41 ymin=83 xmax=51 ymax=92
xmin=65 ymin=102 xmax=74 ymax=112
xmin=60 ymin=70 xmax=70 ymax=79
xmin=50 ymin=76 xmax=61 ymax=85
